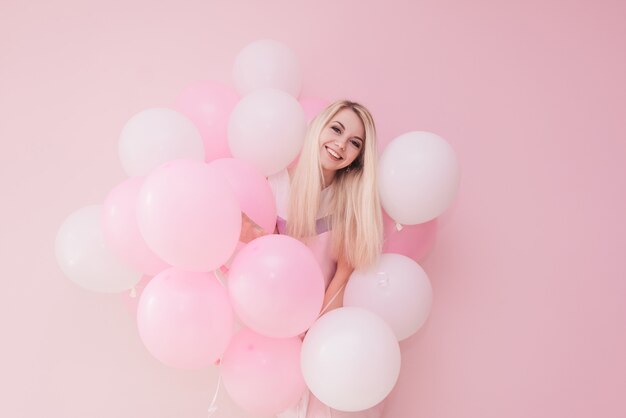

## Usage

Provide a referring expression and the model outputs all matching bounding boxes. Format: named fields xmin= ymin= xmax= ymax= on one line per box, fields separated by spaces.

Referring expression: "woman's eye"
xmin=350 ymin=139 xmax=362 ymax=148
xmin=332 ymin=126 xmax=341 ymax=134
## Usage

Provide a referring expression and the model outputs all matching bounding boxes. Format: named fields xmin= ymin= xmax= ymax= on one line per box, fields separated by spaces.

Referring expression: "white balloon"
xmin=228 ymin=89 xmax=306 ymax=176
xmin=345 ymin=253 xmax=433 ymax=341
xmin=301 ymin=307 xmax=401 ymax=412
xmin=118 ymin=108 xmax=204 ymax=176
xmin=233 ymin=39 xmax=302 ymax=97
xmin=378 ymin=131 xmax=460 ymax=224
xmin=55 ymin=205 xmax=141 ymax=293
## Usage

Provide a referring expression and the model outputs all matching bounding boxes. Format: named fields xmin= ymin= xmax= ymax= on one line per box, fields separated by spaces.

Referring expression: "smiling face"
xmin=319 ymin=108 xmax=365 ymax=185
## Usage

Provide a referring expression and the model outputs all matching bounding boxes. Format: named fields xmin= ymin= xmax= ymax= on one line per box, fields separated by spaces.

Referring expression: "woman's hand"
xmin=319 ymin=254 xmax=354 ymax=316
xmin=239 ymin=212 xmax=268 ymax=243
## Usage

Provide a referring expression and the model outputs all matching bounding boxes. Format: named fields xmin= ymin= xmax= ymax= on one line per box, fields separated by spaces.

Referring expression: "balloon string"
xmin=207 ymin=374 xmax=222 ymax=417
xmin=319 ymin=283 xmax=346 ymax=317
xmin=214 ymin=269 xmax=226 ymax=287
xmin=297 ymin=389 xmax=310 ymax=418
xmin=395 ymin=222 xmax=404 ymax=231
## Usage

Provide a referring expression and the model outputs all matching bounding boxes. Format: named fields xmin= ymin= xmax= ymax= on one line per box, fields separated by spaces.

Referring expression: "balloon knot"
xmin=376 ymin=272 xmax=389 ymax=287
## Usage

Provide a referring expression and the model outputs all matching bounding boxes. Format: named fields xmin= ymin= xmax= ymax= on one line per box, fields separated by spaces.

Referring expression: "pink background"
xmin=1 ymin=0 xmax=625 ymax=417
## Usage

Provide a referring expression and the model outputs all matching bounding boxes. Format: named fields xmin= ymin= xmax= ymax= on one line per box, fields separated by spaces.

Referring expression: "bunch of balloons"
xmin=55 ymin=39 xmax=459 ymax=416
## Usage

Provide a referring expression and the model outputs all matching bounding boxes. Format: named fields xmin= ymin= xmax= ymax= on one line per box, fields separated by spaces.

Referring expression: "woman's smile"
xmin=325 ymin=145 xmax=343 ymax=160
xmin=319 ymin=108 xmax=365 ymax=184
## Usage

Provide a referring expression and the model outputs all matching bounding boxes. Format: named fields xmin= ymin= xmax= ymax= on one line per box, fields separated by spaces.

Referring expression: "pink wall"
xmin=2 ymin=0 xmax=625 ymax=417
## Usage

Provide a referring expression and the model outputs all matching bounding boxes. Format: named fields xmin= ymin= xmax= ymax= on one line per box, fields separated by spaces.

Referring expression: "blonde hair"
xmin=287 ymin=100 xmax=383 ymax=269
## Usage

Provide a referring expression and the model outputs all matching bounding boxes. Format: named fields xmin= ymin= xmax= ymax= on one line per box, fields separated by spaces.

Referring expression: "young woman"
xmin=242 ymin=99 xmax=383 ymax=313
xmin=243 ymin=100 xmax=385 ymax=418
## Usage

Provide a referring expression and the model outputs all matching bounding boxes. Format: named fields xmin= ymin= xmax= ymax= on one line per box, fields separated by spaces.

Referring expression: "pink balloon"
xmin=382 ymin=211 xmax=437 ymax=262
xmin=137 ymin=159 xmax=241 ymax=272
xmin=299 ymin=96 xmax=330 ymax=123
xmin=174 ymin=80 xmax=239 ymax=162
xmin=227 ymin=235 xmax=325 ymax=338
xmin=209 ymin=158 xmax=277 ymax=233
xmin=221 ymin=328 xmax=305 ymax=416
xmin=102 ymin=177 xmax=169 ymax=276
xmin=137 ymin=268 xmax=234 ymax=369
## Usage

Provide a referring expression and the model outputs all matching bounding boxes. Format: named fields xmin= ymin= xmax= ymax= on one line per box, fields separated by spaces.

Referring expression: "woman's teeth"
xmin=326 ymin=147 xmax=342 ymax=160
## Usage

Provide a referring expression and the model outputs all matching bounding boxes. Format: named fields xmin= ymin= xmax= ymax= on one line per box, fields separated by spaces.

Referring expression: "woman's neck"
xmin=321 ymin=168 xmax=335 ymax=189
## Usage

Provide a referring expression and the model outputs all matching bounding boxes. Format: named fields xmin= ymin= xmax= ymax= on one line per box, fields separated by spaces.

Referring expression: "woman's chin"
xmin=321 ymin=163 xmax=339 ymax=174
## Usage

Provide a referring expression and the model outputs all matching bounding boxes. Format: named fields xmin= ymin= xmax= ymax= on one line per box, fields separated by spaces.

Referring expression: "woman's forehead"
xmin=329 ymin=108 xmax=365 ymax=137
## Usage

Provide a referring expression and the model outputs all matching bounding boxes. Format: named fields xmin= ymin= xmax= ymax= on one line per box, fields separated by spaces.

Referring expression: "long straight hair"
xmin=287 ymin=100 xmax=383 ymax=269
